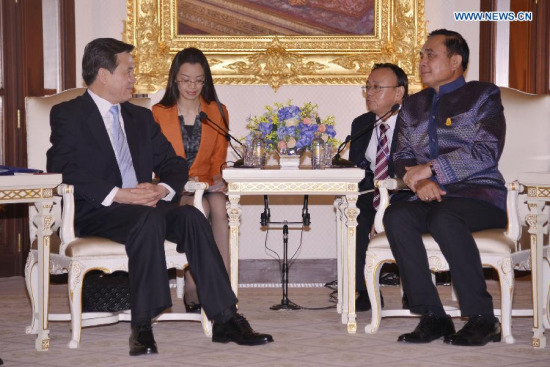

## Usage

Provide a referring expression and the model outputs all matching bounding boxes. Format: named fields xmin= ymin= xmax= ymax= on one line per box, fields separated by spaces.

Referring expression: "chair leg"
xmin=365 ymin=255 xmax=384 ymax=334
xmin=200 ymin=309 xmax=212 ymax=337
xmin=497 ymin=262 xmax=515 ymax=344
xmin=24 ymin=251 xmax=39 ymax=335
xmin=451 ymin=282 xmax=458 ymax=302
xmin=67 ymin=262 xmax=86 ymax=348
xmin=543 ymin=256 xmax=550 ymax=329
xmin=176 ymin=268 xmax=185 ymax=299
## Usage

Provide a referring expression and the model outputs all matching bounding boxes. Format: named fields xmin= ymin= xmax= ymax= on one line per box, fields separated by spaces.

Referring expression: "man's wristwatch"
xmin=429 ymin=162 xmax=437 ymax=177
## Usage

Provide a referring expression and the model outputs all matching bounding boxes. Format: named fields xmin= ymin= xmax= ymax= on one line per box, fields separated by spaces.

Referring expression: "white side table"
xmin=223 ymin=167 xmax=363 ymax=333
xmin=519 ymin=172 xmax=550 ymax=348
xmin=0 ymin=174 xmax=61 ymax=351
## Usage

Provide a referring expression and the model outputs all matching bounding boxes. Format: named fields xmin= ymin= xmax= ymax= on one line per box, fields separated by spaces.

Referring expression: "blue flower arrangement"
xmin=245 ymin=101 xmax=337 ymax=153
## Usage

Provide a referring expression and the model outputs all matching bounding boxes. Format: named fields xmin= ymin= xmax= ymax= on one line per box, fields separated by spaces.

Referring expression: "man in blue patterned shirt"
xmin=384 ymin=29 xmax=507 ymax=346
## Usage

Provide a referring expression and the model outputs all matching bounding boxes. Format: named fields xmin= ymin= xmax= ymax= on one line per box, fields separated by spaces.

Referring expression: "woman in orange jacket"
xmin=153 ymin=48 xmax=229 ymax=312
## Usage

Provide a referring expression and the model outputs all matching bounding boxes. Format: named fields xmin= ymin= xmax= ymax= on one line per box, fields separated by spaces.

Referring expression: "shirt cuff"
xmin=102 ymin=187 xmax=118 ymax=206
xmin=158 ymin=182 xmax=175 ymax=201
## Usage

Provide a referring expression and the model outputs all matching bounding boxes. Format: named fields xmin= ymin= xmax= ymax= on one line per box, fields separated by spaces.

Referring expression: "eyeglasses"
xmin=361 ymin=85 xmax=399 ymax=94
xmin=176 ymin=78 xmax=205 ymax=86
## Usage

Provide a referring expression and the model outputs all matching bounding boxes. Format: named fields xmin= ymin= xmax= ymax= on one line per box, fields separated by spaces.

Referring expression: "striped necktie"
xmin=110 ymin=105 xmax=138 ymax=188
xmin=373 ymin=123 xmax=390 ymax=209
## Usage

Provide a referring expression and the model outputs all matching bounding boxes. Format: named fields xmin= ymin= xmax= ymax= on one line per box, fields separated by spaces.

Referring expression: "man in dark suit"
xmin=349 ymin=63 xmax=408 ymax=311
xmin=386 ymin=29 xmax=506 ymax=346
xmin=47 ymin=38 xmax=273 ymax=356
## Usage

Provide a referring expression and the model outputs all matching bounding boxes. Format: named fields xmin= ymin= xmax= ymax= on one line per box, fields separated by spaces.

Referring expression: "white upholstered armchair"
xmin=24 ymin=88 xmax=211 ymax=349
xmin=364 ymin=177 xmax=522 ymax=343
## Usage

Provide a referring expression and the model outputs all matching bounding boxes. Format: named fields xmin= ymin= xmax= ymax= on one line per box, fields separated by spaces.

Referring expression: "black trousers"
xmin=356 ymin=192 xmax=376 ymax=291
xmin=383 ymin=197 xmax=507 ymax=317
xmin=356 ymin=191 xmax=413 ymax=291
xmin=76 ymin=201 xmax=237 ymax=323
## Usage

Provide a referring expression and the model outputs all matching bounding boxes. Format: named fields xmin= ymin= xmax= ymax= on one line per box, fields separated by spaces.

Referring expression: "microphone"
xmin=260 ymin=195 xmax=271 ymax=226
xmin=332 ymin=103 xmax=400 ymax=168
xmin=302 ymin=195 xmax=310 ymax=226
xmin=199 ymin=111 xmax=245 ymax=167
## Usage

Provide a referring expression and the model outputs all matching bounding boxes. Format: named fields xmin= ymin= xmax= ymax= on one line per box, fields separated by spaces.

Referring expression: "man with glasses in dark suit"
xmin=349 ymin=63 xmax=408 ymax=312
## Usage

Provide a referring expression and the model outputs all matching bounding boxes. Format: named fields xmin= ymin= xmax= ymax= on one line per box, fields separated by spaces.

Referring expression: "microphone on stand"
xmin=199 ymin=111 xmax=245 ymax=167
xmin=260 ymin=195 xmax=271 ymax=226
xmin=302 ymin=195 xmax=310 ymax=226
xmin=332 ymin=104 xmax=400 ymax=168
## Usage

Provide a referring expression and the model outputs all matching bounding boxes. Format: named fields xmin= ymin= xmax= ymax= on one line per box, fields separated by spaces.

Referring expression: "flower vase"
xmin=278 ymin=154 xmax=301 ymax=170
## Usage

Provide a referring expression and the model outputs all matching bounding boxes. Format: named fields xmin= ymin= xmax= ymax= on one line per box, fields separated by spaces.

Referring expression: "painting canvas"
xmin=177 ymin=0 xmax=375 ymax=35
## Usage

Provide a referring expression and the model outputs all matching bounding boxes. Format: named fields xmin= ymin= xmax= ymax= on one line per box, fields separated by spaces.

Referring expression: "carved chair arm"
xmin=183 ymin=181 xmax=209 ymax=216
xmin=56 ymin=184 xmax=76 ymax=254
xmin=373 ymin=178 xmax=408 ymax=233
xmin=506 ymin=180 xmax=524 ymax=247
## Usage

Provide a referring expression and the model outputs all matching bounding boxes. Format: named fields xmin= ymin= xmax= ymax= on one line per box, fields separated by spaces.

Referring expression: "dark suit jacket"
xmin=349 ymin=112 xmax=399 ymax=192
xmin=46 ymin=91 xmax=188 ymax=221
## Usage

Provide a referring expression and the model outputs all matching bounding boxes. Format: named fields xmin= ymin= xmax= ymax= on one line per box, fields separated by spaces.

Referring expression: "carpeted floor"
xmin=1 ymin=275 xmax=550 ymax=366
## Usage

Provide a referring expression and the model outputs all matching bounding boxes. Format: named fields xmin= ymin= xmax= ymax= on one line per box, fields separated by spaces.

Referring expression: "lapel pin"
xmin=445 ymin=117 xmax=452 ymax=126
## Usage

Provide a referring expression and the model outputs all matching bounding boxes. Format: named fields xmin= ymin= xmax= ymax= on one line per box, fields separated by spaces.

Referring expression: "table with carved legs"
xmin=223 ymin=168 xmax=363 ymax=333
xmin=519 ymin=172 xmax=550 ymax=348
xmin=0 ymin=174 xmax=61 ymax=351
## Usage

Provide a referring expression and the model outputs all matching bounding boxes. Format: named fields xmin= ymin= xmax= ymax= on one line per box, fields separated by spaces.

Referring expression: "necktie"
xmin=110 ymin=105 xmax=138 ymax=188
xmin=373 ymin=123 xmax=390 ymax=209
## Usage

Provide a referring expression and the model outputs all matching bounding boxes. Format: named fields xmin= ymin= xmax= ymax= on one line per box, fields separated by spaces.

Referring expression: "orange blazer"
xmin=152 ymin=97 xmax=229 ymax=185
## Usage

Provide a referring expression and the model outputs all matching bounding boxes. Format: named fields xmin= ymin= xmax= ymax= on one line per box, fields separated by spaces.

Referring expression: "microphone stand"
xmin=199 ymin=112 xmax=246 ymax=167
xmin=332 ymin=104 xmax=400 ymax=168
xmin=265 ymin=195 xmax=310 ymax=311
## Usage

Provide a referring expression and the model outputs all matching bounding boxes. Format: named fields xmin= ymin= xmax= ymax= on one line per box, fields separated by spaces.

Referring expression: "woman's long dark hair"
xmin=157 ymin=47 xmax=218 ymax=107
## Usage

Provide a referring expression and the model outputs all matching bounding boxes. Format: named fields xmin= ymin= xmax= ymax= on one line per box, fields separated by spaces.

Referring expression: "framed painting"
xmin=125 ymin=0 xmax=426 ymax=93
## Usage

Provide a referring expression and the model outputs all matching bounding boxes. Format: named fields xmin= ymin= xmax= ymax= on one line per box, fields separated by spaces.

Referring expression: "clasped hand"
xmin=403 ymin=164 xmax=446 ymax=202
xmin=114 ymin=182 xmax=168 ymax=207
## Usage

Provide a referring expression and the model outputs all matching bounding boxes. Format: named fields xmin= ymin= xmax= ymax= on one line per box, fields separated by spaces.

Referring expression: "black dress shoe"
xmin=444 ymin=315 xmax=501 ymax=346
xmin=355 ymin=290 xmax=384 ymax=312
xmin=213 ymin=313 xmax=274 ymax=346
xmin=129 ymin=324 xmax=158 ymax=356
xmin=398 ymin=311 xmax=455 ymax=343
xmin=184 ymin=297 xmax=201 ymax=314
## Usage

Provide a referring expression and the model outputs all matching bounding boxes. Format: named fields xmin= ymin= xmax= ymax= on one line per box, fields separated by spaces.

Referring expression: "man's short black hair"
xmin=371 ymin=63 xmax=409 ymax=97
xmin=82 ymin=38 xmax=134 ymax=86
xmin=428 ymin=29 xmax=469 ymax=72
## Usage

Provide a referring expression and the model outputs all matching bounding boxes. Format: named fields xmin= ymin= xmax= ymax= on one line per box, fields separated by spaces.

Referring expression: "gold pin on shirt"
xmin=445 ymin=117 xmax=452 ymax=126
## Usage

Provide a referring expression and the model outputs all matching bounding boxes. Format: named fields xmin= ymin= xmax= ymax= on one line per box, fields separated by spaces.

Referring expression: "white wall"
xmin=75 ymin=0 xmax=128 ymax=86
xmin=424 ymin=0 xmax=480 ymax=81
xmin=74 ymin=0 xmax=482 ymax=260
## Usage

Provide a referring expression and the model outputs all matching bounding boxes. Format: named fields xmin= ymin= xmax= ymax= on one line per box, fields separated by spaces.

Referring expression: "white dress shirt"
xmin=87 ymin=90 xmax=175 ymax=205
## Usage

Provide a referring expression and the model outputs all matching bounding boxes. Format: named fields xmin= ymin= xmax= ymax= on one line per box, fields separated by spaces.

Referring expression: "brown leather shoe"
xmin=444 ymin=315 xmax=501 ymax=346
xmin=129 ymin=324 xmax=158 ymax=356
xmin=398 ymin=311 xmax=455 ymax=343
xmin=212 ymin=313 xmax=274 ymax=346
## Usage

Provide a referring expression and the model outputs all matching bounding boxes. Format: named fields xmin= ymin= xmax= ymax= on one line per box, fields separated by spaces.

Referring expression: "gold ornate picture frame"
xmin=125 ymin=0 xmax=426 ymax=93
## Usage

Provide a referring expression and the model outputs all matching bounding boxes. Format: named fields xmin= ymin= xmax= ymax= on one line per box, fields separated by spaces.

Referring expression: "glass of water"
xmin=323 ymin=145 xmax=334 ymax=168
xmin=243 ymin=143 xmax=254 ymax=167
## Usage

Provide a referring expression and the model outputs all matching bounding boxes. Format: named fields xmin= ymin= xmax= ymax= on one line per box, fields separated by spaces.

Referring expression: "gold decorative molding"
xmin=227 ymin=181 xmax=356 ymax=193
xmin=526 ymin=185 xmax=550 ymax=198
xmin=125 ymin=0 xmax=426 ymax=93
xmin=0 ymin=188 xmax=54 ymax=201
